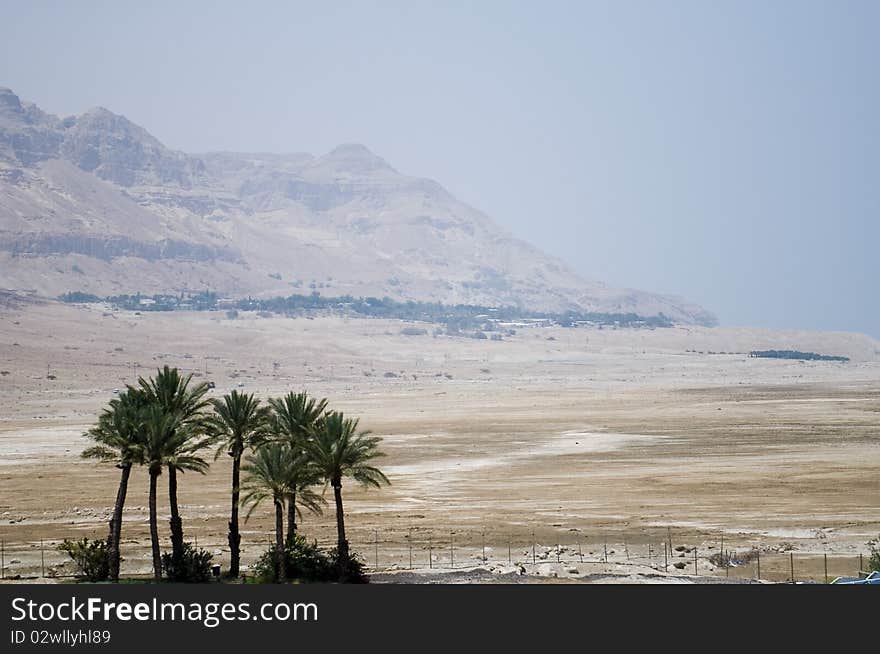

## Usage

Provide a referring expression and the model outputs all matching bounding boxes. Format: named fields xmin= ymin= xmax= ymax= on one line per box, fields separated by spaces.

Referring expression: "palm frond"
xmin=306 ymin=410 xmax=390 ymax=489
xmin=293 ymin=487 xmax=326 ymax=517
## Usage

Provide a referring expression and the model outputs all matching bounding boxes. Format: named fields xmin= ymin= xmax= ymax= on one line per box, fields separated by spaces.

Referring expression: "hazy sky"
xmin=2 ymin=1 xmax=878 ymax=336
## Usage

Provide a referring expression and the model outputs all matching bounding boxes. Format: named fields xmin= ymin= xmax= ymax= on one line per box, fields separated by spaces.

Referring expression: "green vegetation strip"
xmin=59 ymin=291 xmax=674 ymax=329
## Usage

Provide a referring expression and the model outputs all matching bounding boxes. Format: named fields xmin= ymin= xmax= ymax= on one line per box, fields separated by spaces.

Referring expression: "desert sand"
xmin=1 ymin=300 xmax=878 ymax=583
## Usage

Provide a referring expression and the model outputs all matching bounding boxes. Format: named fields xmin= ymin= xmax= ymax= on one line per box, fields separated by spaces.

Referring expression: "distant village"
xmin=58 ymin=290 xmax=674 ymax=337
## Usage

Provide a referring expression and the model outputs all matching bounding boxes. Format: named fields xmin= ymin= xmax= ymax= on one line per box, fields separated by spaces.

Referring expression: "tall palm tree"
xmin=278 ymin=448 xmax=325 ymax=540
xmin=81 ymin=388 xmax=147 ymax=581
xmin=141 ymin=407 xmax=180 ymax=581
xmin=139 ymin=366 xmax=211 ymax=561
xmin=208 ymin=390 xmax=271 ymax=577
xmin=162 ymin=429 xmax=213 ymax=563
xmin=307 ymin=411 xmax=389 ymax=579
xmin=240 ymin=443 xmax=297 ymax=582
xmin=268 ymin=392 xmax=328 ymax=540
xmin=141 ymin=406 xmax=210 ymax=581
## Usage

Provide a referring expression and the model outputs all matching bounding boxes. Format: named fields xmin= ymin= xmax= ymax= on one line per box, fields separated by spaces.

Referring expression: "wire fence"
xmin=0 ymin=525 xmax=874 ymax=584
xmin=339 ymin=528 xmax=872 ymax=584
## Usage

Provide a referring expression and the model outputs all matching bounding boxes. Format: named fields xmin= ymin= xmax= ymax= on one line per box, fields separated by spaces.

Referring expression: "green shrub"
xmin=251 ymin=535 xmax=369 ymax=583
xmin=253 ymin=535 xmax=334 ymax=583
xmin=286 ymin=536 xmax=336 ymax=581
xmin=57 ymin=538 xmax=110 ymax=582
xmin=161 ymin=542 xmax=214 ymax=583
xmin=328 ymin=548 xmax=369 ymax=584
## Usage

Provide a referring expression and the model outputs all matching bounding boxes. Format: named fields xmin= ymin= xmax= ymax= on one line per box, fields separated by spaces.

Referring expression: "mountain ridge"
xmin=0 ymin=87 xmax=717 ymax=325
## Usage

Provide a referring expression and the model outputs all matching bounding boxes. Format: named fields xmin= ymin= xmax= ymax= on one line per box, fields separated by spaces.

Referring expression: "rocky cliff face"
xmin=0 ymin=87 xmax=63 ymax=165
xmin=58 ymin=107 xmax=209 ymax=189
xmin=0 ymin=87 xmax=716 ymax=325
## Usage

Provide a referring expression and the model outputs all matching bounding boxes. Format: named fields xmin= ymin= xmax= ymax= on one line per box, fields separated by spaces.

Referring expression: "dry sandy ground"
xmin=1 ymin=300 xmax=878 ymax=583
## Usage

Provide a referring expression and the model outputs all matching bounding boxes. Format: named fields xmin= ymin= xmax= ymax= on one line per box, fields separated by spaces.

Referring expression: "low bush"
xmin=329 ymin=548 xmax=369 ymax=584
xmin=251 ymin=535 xmax=369 ymax=583
xmin=253 ymin=535 xmax=333 ymax=583
xmin=161 ymin=542 xmax=214 ymax=583
xmin=709 ymin=548 xmax=760 ymax=568
xmin=57 ymin=538 xmax=110 ymax=582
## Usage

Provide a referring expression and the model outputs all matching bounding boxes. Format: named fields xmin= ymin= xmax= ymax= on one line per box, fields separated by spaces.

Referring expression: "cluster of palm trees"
xmin=84 ymin=365 xmax=389 ymax=582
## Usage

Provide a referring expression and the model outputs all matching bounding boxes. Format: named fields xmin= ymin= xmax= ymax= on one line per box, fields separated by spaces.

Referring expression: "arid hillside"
xmin=0 ymin=87 xmax=715 ymax=325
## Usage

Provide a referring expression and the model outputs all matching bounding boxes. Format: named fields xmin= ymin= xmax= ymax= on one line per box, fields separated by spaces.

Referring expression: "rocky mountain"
xmin=0 ymin=87 xmax=716 ymax=325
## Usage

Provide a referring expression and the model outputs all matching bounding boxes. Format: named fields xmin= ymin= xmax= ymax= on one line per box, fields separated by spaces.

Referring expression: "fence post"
xmin=428 ymin=533 xmax=433 ymax=569
xmin=624 ymin=540 xmax=629 ymax=561
xmin=859 ymin=553 xmax=863 ymax=574
xmin=693 ymin=548 xmax=698 ymax=575
xmin=374 ymin=529 xmax=379 ymax=571
xmin=790 ymin=552 xmax=795 ymax=584
xmin=409 ymin=528 xmax=413 ymax=570
xmin=532 ymin=532 xmax=536 ymax=565
xmin=663 ymin=542 xmax=668 ymax=572
xmin=756 ymin=549 xmax=760 ymax=581
xmin=450 ymin=531 xmax=454 ymax=569
xmin=579 ymin=540 xmax=583 ymax=564
xmin=824 ymin=553 xmax=828 ymax=584
xmin=508 ymin=540 xmax=511 ymax=565
xmin=556 ymin=544 xmax=560 ymax=564
xmin=603 ymin=543 xmax=608 ymax=564
xmin=482 ymin=530 xmax=486 ymax=563
xmin=667 ymin=527 xmax=672 ymax=556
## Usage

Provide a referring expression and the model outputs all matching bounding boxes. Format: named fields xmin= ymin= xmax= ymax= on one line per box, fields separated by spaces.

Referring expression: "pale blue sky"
xmin=2 ymin=1 xmax=878 ymax=335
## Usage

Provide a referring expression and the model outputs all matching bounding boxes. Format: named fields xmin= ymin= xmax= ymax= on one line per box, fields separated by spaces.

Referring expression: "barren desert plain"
xmin=1 ymin=298 xmax=879 ymax=583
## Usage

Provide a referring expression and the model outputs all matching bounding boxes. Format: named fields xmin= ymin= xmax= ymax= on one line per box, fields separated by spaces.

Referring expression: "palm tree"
xmin=240 ymin=442 xmax=296 ymax=582
xmin=141 ymin=407 xmax=180 ymax=581
xmin=141 ymin=406 xmax=210 ymax=581
xmin=139 ymin=366 xmax=211 ymax=561
xmin=268 ymin=392 xmax=328 ymax=540
xmin=278 ymin=448 xmax=325 ymax=543
xmin=81 ymin=388 xmax=147 ymax=581
xmin=306 ymin=411 xmax=389 ymax=578
xmin=208 ymin=390 xmax=271 ymax=577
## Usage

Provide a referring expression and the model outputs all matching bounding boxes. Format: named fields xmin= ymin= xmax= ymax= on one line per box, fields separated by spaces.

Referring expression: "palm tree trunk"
xmin=333 ymin=481 xmax=348 ymax=580
xmin=228 ymin=454 xmax=241 ymax=577
xmin=148 ymin=469 xmax=161 ymax=582
xmin=168 ymin=466 xmax=184 ymax=561
xmin=107 ymin=463 xmax=132 ymax=582
xmin=286 ymin=491 xmax=296 ymax=542
xmin=274 ymin=498 xmax=285 ymax=583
